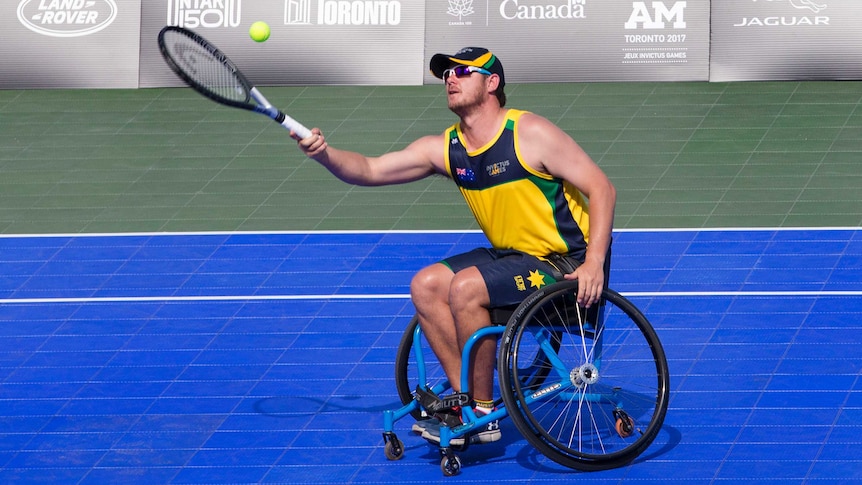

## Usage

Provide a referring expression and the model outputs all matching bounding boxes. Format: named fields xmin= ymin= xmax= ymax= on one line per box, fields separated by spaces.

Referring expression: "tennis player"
xmin=294 ymin=47 xmax=616 ymax=446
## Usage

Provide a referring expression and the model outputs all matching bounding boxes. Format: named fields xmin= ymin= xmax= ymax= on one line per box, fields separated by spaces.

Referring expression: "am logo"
xmin=624 ymin=1 xmax=687 ymax=29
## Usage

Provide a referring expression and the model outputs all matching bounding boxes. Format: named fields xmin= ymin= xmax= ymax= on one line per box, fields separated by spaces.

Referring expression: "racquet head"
xmin=158 ymin=25 xmax=257 ymax=111
xmin=157 ymin=26 xmax=312 ymax=138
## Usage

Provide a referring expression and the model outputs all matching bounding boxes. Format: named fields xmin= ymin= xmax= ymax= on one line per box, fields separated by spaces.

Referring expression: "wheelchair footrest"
xmin=414 ymin=386 xmax=470 ymax=427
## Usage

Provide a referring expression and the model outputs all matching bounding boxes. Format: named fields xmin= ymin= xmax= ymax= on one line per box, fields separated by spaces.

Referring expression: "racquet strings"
xmin=162 ymin=29 xmax=250 ymax=105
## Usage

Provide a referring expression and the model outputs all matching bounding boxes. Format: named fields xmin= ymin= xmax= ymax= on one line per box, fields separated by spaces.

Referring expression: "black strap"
xmin=414 ymin=386 xmax=469 ymax=427
xmin=544 ymin=253 xmax=581 ymax=279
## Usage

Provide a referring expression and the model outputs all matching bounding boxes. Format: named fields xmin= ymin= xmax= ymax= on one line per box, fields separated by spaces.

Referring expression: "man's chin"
xmin=447 ymin=98 xmax=470 ymax=114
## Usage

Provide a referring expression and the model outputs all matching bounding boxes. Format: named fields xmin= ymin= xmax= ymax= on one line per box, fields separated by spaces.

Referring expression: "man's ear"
xmin=487 ymin=73 xmax=501 ymax=92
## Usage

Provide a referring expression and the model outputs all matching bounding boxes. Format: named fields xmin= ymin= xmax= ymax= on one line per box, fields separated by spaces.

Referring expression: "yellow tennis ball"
xmin=249 ymin=21 xmax=270 ymax=42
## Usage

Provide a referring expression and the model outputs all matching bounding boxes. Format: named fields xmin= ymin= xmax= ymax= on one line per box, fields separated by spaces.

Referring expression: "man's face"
xmin=444 ymin=65 xmax=490 ymax=113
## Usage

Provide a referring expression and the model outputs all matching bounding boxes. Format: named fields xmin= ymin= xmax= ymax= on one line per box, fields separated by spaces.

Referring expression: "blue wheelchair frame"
xmin=383 ymin=324 xmax=509 ymax=448
xmin=381 ymin=282 xmax=669 ymax=476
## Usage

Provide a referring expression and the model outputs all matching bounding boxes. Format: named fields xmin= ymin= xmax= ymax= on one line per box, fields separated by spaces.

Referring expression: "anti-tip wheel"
xmin=383 ymin=435 xmax=404 ymax=460
xmin=440 ymin=453 xmax=461 ymax=476
xmin=615 ymin=411 xmax=635 ymax=438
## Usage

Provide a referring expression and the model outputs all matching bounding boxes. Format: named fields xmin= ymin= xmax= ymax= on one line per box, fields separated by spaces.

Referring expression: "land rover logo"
xmin=17 ymin=0 xmax=118 ymax=38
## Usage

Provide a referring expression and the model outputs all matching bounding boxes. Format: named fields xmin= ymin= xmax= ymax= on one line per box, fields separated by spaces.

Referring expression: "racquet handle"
xmin=277 ymin=113 xmax=312 ymax=139
xmin=248 ymin=87 xmax=312 ymax=139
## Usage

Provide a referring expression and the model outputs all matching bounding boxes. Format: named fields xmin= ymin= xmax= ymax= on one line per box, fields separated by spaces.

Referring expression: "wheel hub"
xmin=570 ymin=363 xmax=599 ymax=387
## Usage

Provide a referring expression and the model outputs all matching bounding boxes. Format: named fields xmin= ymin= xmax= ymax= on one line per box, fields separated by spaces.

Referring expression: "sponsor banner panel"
xmin=711 ymin=0 xmax=862 ymax=81
xmin=139 ymin=0 xmax=424 ymax=88
xmin=0 ymin=0 xmax=141 ymax=89
xmin=424 ymin=0 xmax=710 ymax=84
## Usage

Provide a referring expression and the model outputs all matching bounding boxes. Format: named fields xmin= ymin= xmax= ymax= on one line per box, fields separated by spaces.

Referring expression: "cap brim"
xmin=430 ymin=53 xmax=456 ymax=79
xmin=430 ymin=51 xmax=502 ymax=83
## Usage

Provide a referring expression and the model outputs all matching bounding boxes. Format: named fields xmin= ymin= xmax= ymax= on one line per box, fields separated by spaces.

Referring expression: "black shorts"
xmin=441 ymin=247 xmax=586 ymax=308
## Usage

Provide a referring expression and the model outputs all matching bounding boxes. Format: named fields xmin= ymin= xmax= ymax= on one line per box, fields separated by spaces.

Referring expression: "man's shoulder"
xmin=413 ymin=131 xmax=449 ymax=147
xmin=510 ymin=109 xmax=547 ymax=124
xmin=511 ymin=110 xmax=553 ymax=136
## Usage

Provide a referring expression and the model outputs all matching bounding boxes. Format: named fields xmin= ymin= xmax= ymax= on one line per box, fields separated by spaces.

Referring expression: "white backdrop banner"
xmin=2 ymin=0 xmax=861 ymax=88
xmin=710 ymin=0 xmax=862 ymax=81
xmin=1 ymin=0 xmax=141 ymax=89
xmin=138 ymin=0 xmax=426 ymax=88
xmin=423 ymin=0 xmax=711 ymax=84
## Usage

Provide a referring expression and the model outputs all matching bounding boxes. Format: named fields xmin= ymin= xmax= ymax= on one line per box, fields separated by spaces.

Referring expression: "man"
xmin=294 ymin=47 xmax=616 ymax=445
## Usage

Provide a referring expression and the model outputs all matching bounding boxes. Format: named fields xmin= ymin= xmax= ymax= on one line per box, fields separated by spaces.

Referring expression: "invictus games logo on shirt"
xmin=17 ymin=0 xmax=118 ymax=37
xmin=486 ymin=160 xmax=510 ymax=177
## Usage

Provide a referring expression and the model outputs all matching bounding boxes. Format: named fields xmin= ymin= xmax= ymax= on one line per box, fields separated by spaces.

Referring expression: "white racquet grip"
xmin=280 ymin=114 xmax=311 ymax=139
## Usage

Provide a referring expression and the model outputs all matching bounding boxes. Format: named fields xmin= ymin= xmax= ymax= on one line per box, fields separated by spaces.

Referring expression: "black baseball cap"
xmin=430 ymin=47 xmax=505 ymax=87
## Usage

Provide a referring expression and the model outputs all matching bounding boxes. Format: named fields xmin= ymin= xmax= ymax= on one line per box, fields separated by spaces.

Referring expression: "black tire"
xmin=498 ymin=281 xmax=669 ymax=471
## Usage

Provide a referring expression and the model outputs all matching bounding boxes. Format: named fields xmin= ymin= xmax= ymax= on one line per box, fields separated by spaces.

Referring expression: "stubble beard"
xmin=448 ymin=87 xmax=486 ymax=118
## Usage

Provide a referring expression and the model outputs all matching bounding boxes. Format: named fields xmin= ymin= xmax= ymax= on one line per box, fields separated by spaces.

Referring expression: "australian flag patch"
xmin=455 ymin=167 xmax=476 ymax=183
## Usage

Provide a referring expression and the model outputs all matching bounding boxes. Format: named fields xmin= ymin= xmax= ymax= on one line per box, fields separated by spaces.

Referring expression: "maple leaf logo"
xmin=448 ymin=0 xmax=475 ymax=20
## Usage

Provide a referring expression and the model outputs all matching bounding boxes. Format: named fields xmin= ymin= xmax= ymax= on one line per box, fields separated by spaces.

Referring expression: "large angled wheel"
xmin=498 ymin=281 xmax=669 ymax=471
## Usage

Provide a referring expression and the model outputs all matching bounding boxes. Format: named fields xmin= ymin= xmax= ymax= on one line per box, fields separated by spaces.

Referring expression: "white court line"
xmin=0 ymin=226 xmax=859 ymax=238
xmin=0 ymin=294 xmax=409 ymax=304
xmin=622 ymin=290 xmax=862 ymax=297
xmin=3 ymin=290 xmax=862 ymax=305
xmin=1 ymin=228 xmax=858 ymax=304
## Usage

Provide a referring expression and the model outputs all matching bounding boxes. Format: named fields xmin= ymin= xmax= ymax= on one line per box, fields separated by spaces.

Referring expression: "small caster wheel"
xmin=614 ymin=410 xmax=635 ymax=438
xmin=383 ymin=433 xmax=404 ymax=460
xmin=440 ymin=453 xmax=461 ymax=476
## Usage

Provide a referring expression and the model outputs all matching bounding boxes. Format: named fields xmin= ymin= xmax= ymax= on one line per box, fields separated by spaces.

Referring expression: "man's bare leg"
xmin=410 ymin=263 xmax=462 ymax=391
xmin=448 ymin=267 xmax=494 ymax=402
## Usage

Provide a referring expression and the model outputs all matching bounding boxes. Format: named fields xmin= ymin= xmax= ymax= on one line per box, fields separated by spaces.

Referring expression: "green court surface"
xmin=0 ymin=81 xmax=860 ymax=234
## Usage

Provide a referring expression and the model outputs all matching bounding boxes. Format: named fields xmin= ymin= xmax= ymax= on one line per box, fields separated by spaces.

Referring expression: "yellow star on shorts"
xmin=527 ymin=269 xmax=546 ymax=289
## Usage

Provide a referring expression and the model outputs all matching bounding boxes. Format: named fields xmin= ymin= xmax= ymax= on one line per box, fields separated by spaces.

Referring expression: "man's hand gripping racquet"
xmin=157 ymin=26 xmax=312 ymax=139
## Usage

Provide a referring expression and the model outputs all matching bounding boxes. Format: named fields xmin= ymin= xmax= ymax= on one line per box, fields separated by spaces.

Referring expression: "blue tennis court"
xmin=0 ymin=228 xmax=860 ymax=484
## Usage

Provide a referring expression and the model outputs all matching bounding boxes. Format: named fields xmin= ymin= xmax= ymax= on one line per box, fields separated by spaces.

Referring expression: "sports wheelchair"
xmin=382 ymin=280 xmax=669 ymax=476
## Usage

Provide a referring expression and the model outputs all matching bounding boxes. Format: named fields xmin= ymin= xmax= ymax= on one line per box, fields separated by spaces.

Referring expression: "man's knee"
xmin=448 ymin=268 xmax=490 ymax=310
xmin=410 ymin=263 xmax=454 ymax=302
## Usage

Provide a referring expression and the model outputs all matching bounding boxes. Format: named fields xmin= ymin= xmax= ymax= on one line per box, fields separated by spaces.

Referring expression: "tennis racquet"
xmin=157 ymin=25 xmax=312 ymax=139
